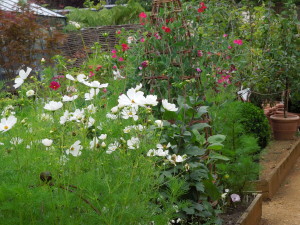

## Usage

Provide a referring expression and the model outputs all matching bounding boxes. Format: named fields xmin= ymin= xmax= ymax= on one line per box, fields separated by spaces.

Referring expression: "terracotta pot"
xmin=270 ymin=114 xmax=299 ymax=140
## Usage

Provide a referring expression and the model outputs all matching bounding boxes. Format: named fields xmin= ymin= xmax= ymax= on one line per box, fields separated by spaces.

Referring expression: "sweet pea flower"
xmin=233 ymin=39 xmax=243 ymax=45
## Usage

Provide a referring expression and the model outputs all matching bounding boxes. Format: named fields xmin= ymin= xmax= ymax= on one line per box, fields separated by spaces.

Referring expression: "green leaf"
xmin=197 ymin=106 xmax=209 ymax=117
xmin=191 ymin=129 xmax=205 ymax=145
xmin=203 ymin=180 xmax=221 ymax=201
xmin=195 ymin=182 xmax=205 ymax=192
xmin=209 ymin=152 xmax=230 ymax=161
xmin=191 ymin=123 xmax=210 ymax=131
xmin=207 ymin=134 xmax=226 ymax=144
xmin=207 ymin=143 xmax=224 ymax=151
xmin=184 ymin=146 xmax=206 ymax=156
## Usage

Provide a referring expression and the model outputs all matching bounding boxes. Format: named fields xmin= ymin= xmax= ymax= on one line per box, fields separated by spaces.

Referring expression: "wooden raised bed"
xmin=253 ymin=139 xmax=300 ymax=199
xmin=236 ymin=194 xmax=262 ymax=225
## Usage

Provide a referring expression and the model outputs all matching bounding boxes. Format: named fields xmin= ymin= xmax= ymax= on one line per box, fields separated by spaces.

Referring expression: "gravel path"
xmin=261 ymin=156 xmax=300 ymax=224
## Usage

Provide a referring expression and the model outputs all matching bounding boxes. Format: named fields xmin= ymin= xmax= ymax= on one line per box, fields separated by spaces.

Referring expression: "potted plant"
xmin=266 ymin=3 xmax=299 ymax=140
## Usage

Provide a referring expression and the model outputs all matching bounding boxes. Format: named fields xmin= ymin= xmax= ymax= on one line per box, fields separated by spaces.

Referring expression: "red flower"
xmin=49 ymin=81 xmax=60 ymax=90
xmin=165 ymin=27 xmax=171 ymax=33
xmin=162 ymin=27 xmax=171 ymax=33
xmin=121 ymin=43 xmax=129 ymax=52
xmin=198 ymin=2 xmax=207 ymax=13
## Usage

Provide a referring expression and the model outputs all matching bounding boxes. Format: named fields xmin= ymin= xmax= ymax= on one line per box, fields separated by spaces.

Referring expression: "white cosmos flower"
xmin=127 ymin=137 xmax=140 ymax=149
xmin=86 ymin=104 xmax=96 ymax=114
xmin=77 ymin=74 xmax=87 ymax=83
xmin=42 ymin=139 xmax=53 ymax=147
xmin=99 ymin=134 xmax=107 ymax=140
xmin=145 ymin=95 xmax=158 ymax=106
xmin=85 ymin=88 xmax=100 ymax=101
xmin=40 ymin=113 xmax=53 ymax=121
xmin=66 ymin=140 xmax=83 ymax=157
xmin=69 ymin=109 xmax=85 ymax=122
xmin=0 ymin=142 xmax=4 ymax=145
xmin=86 ymin=117 xmax=95 ymax=128
xmin=62 ymin=95 xmax=78 ymax=102
xmin=101 ymin=142 xmax=106 ymax=148
xmin=111 ymin=106 xmax=119 ymax=113
xmin=13 ymin=67 xmax=32 ymax=89
xmin=118 ymin=88 xmax=146 ymax=109
xmin=106 ymin=113 xmax=118 ymax=120
xmin=121 ymin=107 xmax=138 ymax=121
xmin=90 ymin=137 xmax=99 ymax=149
xmin=13 ymin=78 xmax=24 ymax=89
xmin=0 ymin=115 xmax=17 ymax=132
xmin=134 ymin=83 xmax=142 ymax=91
xmin=85 ymin=81 xmax=108 ymax=89
xmin=60 ymin=110 xmax=70 ymax=124
xmin=107 ymin=141 xmax=120 ymax=154
xmin=123 ymin=126 xmax=131 ymax=133
xmin=26 ymin=90 xmax=35 ymax=97
xmin=113 ymin=69 xmax=125 ymax=80
xmin=44 ymin=101 xmax=63 ymax=111
xmin=66 ymin=74 xmax=76 ymax=81
xmin=147 ymin=149 xmax=156 ymax=157
xmin=10 ymin=137 xmax=23 ymax=145
xmin=162 ymin=99 xmax=178 ymax=112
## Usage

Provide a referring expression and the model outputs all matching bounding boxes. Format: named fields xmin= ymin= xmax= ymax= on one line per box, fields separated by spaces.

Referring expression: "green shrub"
xmin=240 ymin=102 xmax=271 ymax=149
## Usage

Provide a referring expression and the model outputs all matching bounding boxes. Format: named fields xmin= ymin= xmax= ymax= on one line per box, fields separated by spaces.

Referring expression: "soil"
xmin=260 ymin=137 xmax=300 ymax=225
xmin=219 ymin=197 xmax=254 ymax=225
xmin=259 ymin=138 xmax=298 ymax=180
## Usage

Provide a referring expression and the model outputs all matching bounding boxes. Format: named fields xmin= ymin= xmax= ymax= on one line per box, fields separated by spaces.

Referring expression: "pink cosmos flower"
xmin=113 ymin=65 xmax=117 ymax=69
xmin=223 ymin=34 xmax=228 ymax=37
xmin=118 ymin=57 xmax=124 ymax=62
xmin=233 ymin=39 xmax=243 ymax=45
xmin=116 ymin=30 xmax=121 ymax=34
xmin=112 ymin=54 xmax=117 ymax=58
xmin=140 ymin=38 xmax=145 ymax=42
xmin=228 ymin=45 xmax=232 ymax=49
xmin=111 ymin=49 xmax=117 ymax=54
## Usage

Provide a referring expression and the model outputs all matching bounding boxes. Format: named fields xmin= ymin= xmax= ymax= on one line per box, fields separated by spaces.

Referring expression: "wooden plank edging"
xmin=235 ymin=194 xmax=262 ymax=225
xmin=253 ymin=139 xmax=300 ymax=199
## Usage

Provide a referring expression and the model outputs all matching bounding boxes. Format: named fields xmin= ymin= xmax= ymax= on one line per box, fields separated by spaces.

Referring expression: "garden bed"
xmin=253 ymin=137 xmax=300 ymax=199
xmin=220 ymin=194 xmax=262 ymax=225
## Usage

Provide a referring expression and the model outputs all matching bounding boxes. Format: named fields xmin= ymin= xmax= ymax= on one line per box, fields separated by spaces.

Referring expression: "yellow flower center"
xmin=4 ymin=125 xmax=8 ymax=130
xmin=129 ymin=112 xmax=133 ymax=115
xmin=131 ymin=99 xmax=135 ymax=103
xmin=70 ymin=147 xmax=75 ymax=151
